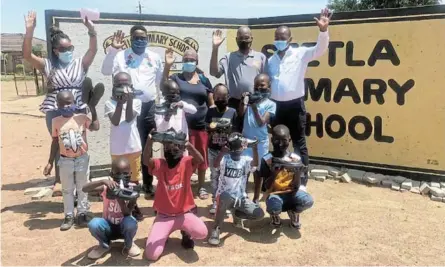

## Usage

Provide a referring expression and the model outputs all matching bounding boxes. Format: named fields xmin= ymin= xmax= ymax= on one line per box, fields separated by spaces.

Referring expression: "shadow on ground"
xmin=1 ymin=177 xmax=54 ymax=191
xmin=1 ymin=201 xmax=101 ymax=231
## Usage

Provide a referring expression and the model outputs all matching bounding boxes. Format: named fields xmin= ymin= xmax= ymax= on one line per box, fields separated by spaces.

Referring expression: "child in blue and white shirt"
xmin=239 ymin=73 xmax=276 ymax=203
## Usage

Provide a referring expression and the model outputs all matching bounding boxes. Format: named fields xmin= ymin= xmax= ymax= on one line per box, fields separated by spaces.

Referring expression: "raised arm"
xmin=81 ymin=17 xmax=98 ymax=70
xmin=162 ymin=48 xmax=175 ymax=85
xmin=22 ymin=11 xmax=45 ymax=71
xmin=210 ymin=30 xmax=226 ymax=78
xmin=101 ymin=31 xmax=125 ymax=75
xmin=143 ymin=134 xmax=155 ymax=170
xmin=186 ymin=141 xmax=204 ymax=166
xmin=302 ymin=8 xmax=332 ymax=63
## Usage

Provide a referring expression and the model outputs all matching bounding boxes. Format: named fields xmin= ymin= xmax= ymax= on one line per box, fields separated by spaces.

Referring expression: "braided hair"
xmin=49 ymin=26 xmax=70 ymax=66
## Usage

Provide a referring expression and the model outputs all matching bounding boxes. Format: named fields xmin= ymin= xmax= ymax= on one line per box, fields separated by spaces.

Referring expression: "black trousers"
xmin=271 ymin=97 xmax=309 ymax=185
xmin=228 ymin=97 xmax=243 ymax=132
xmin=138 ymin=100 xmax=156 ymax=189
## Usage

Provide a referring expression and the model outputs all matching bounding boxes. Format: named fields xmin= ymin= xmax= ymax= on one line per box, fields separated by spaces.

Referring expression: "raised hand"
xmin=164 ymin=47 xmax=176 ymax=66
xmin=111 ymin=30 xmax=126 ymax=49
xmin=212 ymin=30 xmax=226 ymax=48
xmin=24 ymin=11 xmax=37 ymax=30
xmin=82 ymin=16 xmax=95 ymax=31
xmin=314 ymin=8 xmax=333 ymax=32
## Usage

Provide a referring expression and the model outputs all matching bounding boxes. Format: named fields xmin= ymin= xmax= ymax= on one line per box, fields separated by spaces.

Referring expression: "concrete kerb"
xmin=309 ymin=164 xmax=445 ymax=204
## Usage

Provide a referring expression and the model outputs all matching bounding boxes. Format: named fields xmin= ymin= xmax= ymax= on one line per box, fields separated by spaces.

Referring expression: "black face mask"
xmin=237 ymin=40 xmax=251 ymax=51
xmin=229 ymin=151 xmax=243 ymax=161
xmin=165 ymin=94 xmax=180 ymax=103
xmin=165 ymin=150 xmax=183 ymax=168
xmin=272 ymin=141 xmax=288 ymax=157
xmin=214 ymin=100 xmax=228 ymax=111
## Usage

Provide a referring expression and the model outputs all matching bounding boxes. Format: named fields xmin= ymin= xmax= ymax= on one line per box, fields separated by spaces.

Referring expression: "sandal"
xmin=198 ymin=187 xmax=209 ymax=200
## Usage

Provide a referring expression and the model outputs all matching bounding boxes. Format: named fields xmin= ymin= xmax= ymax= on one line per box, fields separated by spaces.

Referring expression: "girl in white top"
xmin=155 ymin=80 xmax=197 ymax=156
xmin=155 ymin=80 xmax=197 ymax=138
xmin=22 ymin=11 xmax=102 ymax=184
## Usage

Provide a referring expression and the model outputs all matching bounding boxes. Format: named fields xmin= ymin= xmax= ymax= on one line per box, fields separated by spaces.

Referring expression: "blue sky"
xmin=1 ymin=0 xmax=328 ymax=39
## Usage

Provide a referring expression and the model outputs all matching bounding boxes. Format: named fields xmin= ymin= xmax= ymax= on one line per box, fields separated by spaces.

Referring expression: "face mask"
xmin=131 ymin=39 xmax=148 ymax=55
xmin=274 ymin=40 xmax=288 ymax=52
xmin=272 ymin=140 xmax=288 ymax=156
xmin=165 ymin=94 xmax=180 ymax=103
xmin=58 ymin=51 xmax=73 ymax=64
xmin=182 ymin=62 xmax=197 ymax=73
xmin=214 ymin=100 xmax=228 ymax=111
xmin=229 ymin=151 xmax=243 ymax=161
xmin=164 ymin=150 xmax=183 ymax=168
xmin=59 ymin=105 xmax=76 ymax=117
xmin=237 ymin=40 xmax=251 ymax=51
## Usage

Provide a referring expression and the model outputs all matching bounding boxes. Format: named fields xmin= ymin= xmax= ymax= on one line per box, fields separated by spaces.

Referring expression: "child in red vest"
xmin=143 ymin=129 xmax=208 ymax=261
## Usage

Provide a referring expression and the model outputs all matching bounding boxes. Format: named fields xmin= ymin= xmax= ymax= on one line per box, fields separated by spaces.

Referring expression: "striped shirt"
xmin=39 ymin=57 xmax=87 ymax=113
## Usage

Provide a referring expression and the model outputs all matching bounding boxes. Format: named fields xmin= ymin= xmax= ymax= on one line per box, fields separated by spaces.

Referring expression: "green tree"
xmin=328 ymin=0 xmax=440 ymax=11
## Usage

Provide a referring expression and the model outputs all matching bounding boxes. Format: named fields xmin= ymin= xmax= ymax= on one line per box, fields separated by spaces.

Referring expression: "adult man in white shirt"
xmin=102 ymin=25 xmax=163 ymax=196
xmin=267 ymin=8 xmax=332 ymax=185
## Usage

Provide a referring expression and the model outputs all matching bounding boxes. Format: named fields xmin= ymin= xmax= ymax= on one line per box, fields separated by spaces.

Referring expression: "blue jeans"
xmin=266 ymin=190 xmax=314 ymax=214
xmin=88 ymin=216 xmax=138 ymax=249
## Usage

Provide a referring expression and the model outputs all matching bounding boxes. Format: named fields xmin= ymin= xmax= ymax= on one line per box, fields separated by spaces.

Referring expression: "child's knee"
xmin=266 ymin=197 xmax=283 ymax=214
xmin=144 ymin=246 xmax=162 ymax=261
xmin=192 ymin=225 xmax=208 ymax=240
xmin=88 ymin=217 xmax=103 ymax=232
xmin=121 ymin=216 xmax=138 ymax=230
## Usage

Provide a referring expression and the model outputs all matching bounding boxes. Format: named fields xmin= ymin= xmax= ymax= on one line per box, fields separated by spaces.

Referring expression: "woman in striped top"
xmin=23 ymin=11 xmax=103 ymax=183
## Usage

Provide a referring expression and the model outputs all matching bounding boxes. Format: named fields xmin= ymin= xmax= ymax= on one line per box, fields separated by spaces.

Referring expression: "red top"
xmin=149 ymin=156 xmax=197 ymax=216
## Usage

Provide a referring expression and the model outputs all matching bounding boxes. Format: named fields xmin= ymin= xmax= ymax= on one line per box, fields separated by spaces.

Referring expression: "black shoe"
xmin=287 ymin=210 xmax=301 ymax=230
xmin=144 ymin=185 xmax=156 ymax=197
xmin=132 ymin=205 xmax=144 ymax=221
xmin=60 ymin=215 xmax=74 ymax=231
xmin=270 ymin=214 xmax=282 ymax=228
xmin=77 ymin=213 xmax=90 ymax=228
xmin=181 ymin=231 xmax=195 ymax=249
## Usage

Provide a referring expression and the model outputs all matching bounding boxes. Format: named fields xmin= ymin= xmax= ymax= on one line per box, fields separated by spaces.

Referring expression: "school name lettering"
xmin=265 ymin=39 xmax=412 ymax=144
xmin=102 ymin=31 xmax=199 ymax=55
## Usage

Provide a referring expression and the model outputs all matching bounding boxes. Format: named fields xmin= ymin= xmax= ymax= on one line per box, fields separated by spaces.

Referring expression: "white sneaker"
xmin=123 ymin=242 xmax=141 ymax=257
xmin=88 ymin=245 xmax=110 ymax=260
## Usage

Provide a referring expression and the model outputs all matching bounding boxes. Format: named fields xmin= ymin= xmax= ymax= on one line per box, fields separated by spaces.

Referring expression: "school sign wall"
xmin=45 ymin=6 xmax=445 ymax=179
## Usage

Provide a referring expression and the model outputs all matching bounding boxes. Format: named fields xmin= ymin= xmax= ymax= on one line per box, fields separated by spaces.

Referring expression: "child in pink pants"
xmin=143 ymin=129 xmax=208 ymax=261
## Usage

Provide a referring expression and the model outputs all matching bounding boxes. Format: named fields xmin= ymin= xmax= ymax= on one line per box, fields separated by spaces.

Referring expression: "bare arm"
xmin=109 ymin=102 xmax=123 ymax=126
xmin=22 ymin=12 xmax=45 ymax=71
xmin=186 ymin=142 xmax=204 ymax=166
xmin=117 ymin=199 xmax=135 ymax=217
xmin=290 ymin=172 xmax=301 ymax=194
xmin=43 ymin=138 xmax=59 ymax=176
xmin=238 ymin=96 xmax=248 ymax=117
xmin=208 ymin=92 xmax=215 ymax=107
xmin=251 ymin=104 xmax=270 ymax=126
xmin=162 ymin=48 xmax=175 ymax=85
xmin=82 ymin=179 xmax=106 ymax=193
xmin=143 ymin=135 xmax=155 ymax=169
xmin=81 ymin=18 xmax=98 ymax=70
xmin=89 ymin=106 xmax=100 ymax=131
xmin=210 ymin=30 xmax=225 ymax=77
xmin=251 ymin=144 xmax=259 ymax=168
xmin=125 ymin=97 xmax=136 ymax=122
xmin=214 ymin=147 xmax=228 ymax=168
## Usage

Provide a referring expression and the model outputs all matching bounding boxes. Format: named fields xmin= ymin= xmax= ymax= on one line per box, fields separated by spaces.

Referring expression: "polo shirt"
xmin=216 ymin=50 xmax=267 ymax=100
xmin=267 ymin=31 xmax=329 ymax=102
xmin=101 ymin=46 xmax=163 ymax=103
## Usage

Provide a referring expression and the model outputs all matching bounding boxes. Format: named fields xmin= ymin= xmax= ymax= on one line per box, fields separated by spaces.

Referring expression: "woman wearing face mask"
xmin=23 ymin=11 xmax=103 ymax=185
xmin=162 ymin=48 xmax=214 ymax=200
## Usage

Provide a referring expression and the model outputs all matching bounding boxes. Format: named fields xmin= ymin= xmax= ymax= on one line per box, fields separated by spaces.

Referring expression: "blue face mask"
xmin=59 ymin=105 xmax=76 ymax=117
xmin=274 ymin=40 xmax=288 ymax=52
xmin=131 ymin=39 xmax=148 ymax=55
xmin=182 ymin=62 xmax=197 ymax=73
xmin=58 ymin=51 xmax=73 ymax=64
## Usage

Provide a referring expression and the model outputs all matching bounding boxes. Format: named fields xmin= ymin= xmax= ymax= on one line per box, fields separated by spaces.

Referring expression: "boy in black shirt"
xmin=259 ymin=125 xmax=314 ymax=229
xmin=205 ymin=84 xmax=237 ymax=214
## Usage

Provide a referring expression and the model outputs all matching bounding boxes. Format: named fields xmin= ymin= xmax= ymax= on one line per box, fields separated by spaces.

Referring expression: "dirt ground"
xmin=2 ymin=80 xmax=445 ymax=266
